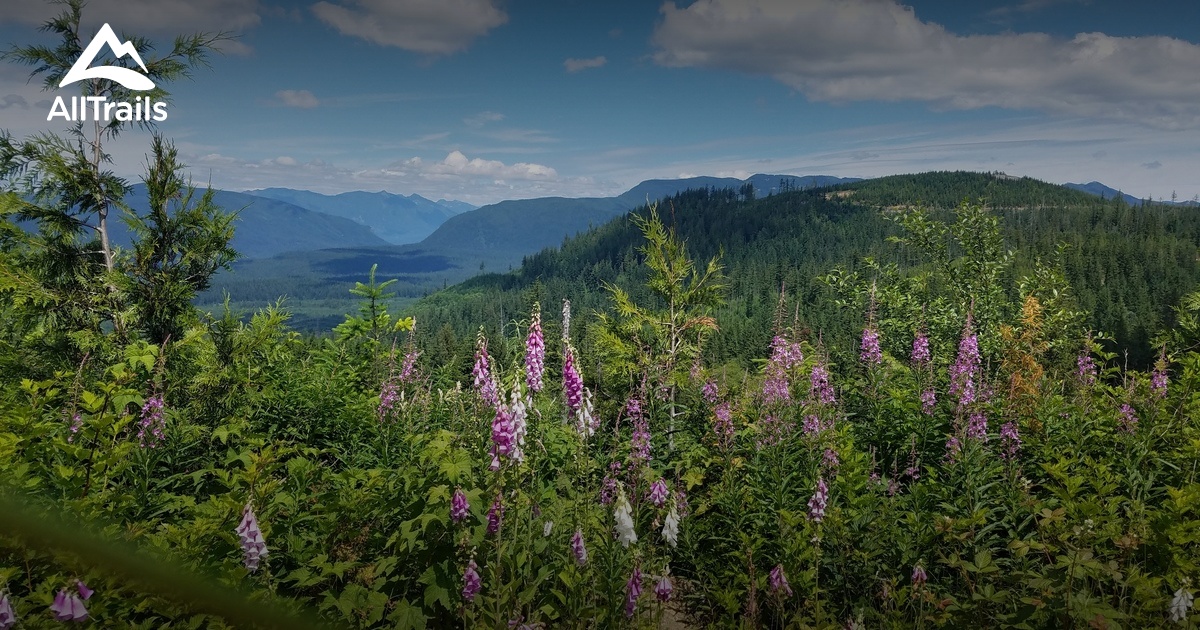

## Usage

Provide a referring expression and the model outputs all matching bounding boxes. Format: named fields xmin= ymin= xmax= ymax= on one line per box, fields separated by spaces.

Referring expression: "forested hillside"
xmin=408 ymin=172 xmax=1200 ymax=370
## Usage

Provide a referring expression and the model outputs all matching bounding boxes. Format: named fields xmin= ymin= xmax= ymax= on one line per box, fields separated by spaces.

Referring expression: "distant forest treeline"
xmin=404 ymin=172 xmax=1200 ymax=372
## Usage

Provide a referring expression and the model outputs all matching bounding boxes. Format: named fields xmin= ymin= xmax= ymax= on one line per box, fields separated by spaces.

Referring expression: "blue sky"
xmin=2 ymin=0 xmax=1198 ymax=205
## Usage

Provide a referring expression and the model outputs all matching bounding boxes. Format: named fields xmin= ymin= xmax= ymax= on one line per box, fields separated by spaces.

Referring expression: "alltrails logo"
xmin=47 ymin=23 xmax=168 ymax=122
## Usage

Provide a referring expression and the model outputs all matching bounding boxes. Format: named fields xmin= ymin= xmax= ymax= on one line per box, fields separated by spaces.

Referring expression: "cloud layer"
xmin=652 ymin=0 xmax=1200 ymax=128
xmin=564 ymin=56 xmax=607 ymax=73
xmin=311 ymin=0 xmax=507 ymax=54
xmin=275 ymin=89 xmax=319 ymax=108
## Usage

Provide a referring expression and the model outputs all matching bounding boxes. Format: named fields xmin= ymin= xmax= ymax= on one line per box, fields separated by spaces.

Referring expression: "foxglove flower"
xmin=808 ymin=477 xmax=828 ymax=522
xmin=487 ymin=495 xmax=504 ymax=535
xmin=576 ymin=388 xmax=598 ymax=438
xmin=966 ymin=412 xmax=988 ymax=442
xmin=490 ymin=403 xmax=516 ymax=470
xmin=451 ymin=487 xmax=470 ymax=523
xmin=571 ymin=529 xmax=588 ymax=565
xmin=654 ymin=574 xmax=673 ymax=602
xmin=561 ymin=299 xmax=571 ymax=343
xmin=648 ymin=479 xmax=669 ymax=507
xmin=810 ymin=362 xmax=835 ymax=405
xmin=625 ymin=567 xmax=643 ymax=618
xmin=0 ymin=590 xmax=16 ymax=629
xmin=860 ymin=327 xmax=882 ymax=365
xmin=236 ymin=501 xmax=269 ymax=572
xmin=509 ymin=385 xmax=528 ymax=463
xmin=563 ymin=347 xmax=583 ymax=419
xmin=473 ymin=335 xmax=500 ymax=409
xmin=911 ymin=332 xmax=931 ymax=365
xmin=136 ymin=394 xmax=166 ymax=448
xmin=525 ymin=306 xmax=545 ymax=392
xmin=614 ymin=489 xmax=637 ymax=547
xmin=1118 ymin=403 xmax=1139 ymax=434
xmin=600 ymin=473 xmax=618 ymax=505
xmin=462 ymin=559 xmax=482 ymax=602
xmin=999 ymin=421 xmax=1021 ymax=460
xmin=769 ymin=564 xmax=793 ymax=598
xmin=912 ymin=565 xmax=927 ymax=588
xmin=1170 ymin=586 xmax=1194 ymax=623
xmin=702 ymin=379 xmax=719 ymax=404
xmin=50 ymin=587 xmax=88 ymax=622
xmin=920 ymin=388 xmax=937 ymax=415
xmin=662 ymin=502 xmax=681 ymax=548
xmin=76 ymin=581 xmax=92 ymax=600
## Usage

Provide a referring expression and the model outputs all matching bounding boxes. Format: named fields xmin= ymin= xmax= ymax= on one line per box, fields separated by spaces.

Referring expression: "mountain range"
xmin=244 ymin=188 xmax=474 ymax=245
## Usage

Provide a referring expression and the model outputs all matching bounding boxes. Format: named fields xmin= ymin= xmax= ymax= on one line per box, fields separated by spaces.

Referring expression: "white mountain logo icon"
xmin=60 ymin=23 xmax=154 ymax=91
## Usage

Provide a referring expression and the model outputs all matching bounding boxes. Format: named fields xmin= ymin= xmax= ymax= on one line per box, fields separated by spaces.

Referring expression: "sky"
xmin=1 ymin=0 xmax=1198 ymax=206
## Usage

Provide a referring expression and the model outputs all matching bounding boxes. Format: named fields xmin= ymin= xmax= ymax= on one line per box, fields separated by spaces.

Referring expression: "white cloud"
xmin=564 ymin=56 xmax=608 ymax=73
xmin=392 ymin=151 xmax=558 ymax=180
xmin=311 ymin=0 xmax=507 ymax=54
xmin=275 ymin=89 xmax=320 ymax=108
xmin=464 ymin=111 xmax=505 ymax=127
xmin=652 ymin=0 xmax=1200 ymax=129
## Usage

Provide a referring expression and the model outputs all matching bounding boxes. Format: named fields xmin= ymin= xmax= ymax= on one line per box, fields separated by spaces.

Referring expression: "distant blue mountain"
xmin=13 ymin=185 xmax=388 ymax=259
xmin=245 ymin=188 xmax=473 ymax=245
xmin=1064 ymin=181 xmax=1199 ymax=207
xmin=1063 ymin=182 xmax=1143 ymax=206
xmin=617 ymin=174 xmax=861 ymax=207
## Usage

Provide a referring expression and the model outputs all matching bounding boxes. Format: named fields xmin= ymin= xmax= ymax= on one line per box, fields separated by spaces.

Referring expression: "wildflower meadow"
xmin=2 ymin=196 xmax=1199 ymax=628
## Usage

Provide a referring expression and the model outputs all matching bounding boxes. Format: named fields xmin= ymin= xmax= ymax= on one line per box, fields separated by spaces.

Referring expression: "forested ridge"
xmin=408 ymin=171 xmax=1200 ymax=371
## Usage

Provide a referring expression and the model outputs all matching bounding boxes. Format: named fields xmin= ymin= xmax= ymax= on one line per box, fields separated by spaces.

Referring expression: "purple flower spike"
xmin=473 ymin=334 xmax=500 ymax=409
xmin=1076 ymin=353 xmax=1097 ymax=387
xmin=563 ymin=347 xmax=583 ymax=418
xmin=1118 ymin=403 xmax=1139 ymax=434
xmin=571 ymin=529 xmax=588 ymax=565
xmin=654 ymin=574 xmax=673 ymax=602
xmin=769 ymin=564 xmax=793 ymax=598
xmin=912 ymin=565 xmax=928 ymax=587
xmin=810 ymin=362 xmax=835 ymax=405
xmin=136 ymin=394 xmax=166 ymax=448
xmin=808 ymin=476 xmax=828 ymax=522
xmin=966 ymin=412 xmax=988 ymax=442
xmin=525 ymin=306 xmax=545 ymax=393
xmin=624 ymin=567 xmax=643 ymax=618
xmin=701 ymin=379 xmax=719 ymax=404
xmin=999 ymin=421 xmax=1021 ymax=460
xmin=648 ymin=479 xmax=669 ymax=507
xmin=0 ymin=590 xmax=15 ymax=629
xmin=486 ymin=495 xmax=504 ymax=535
xmin=451 ymin=487 xmax=469 ymax=523
xmin=462 ymin=559 xmax=482 ymax=602
xmin=860 ymin=327 xmax=883 ymax=365
xmin=911 ymin=332 xmax=931 ymax=365
xmin=50 ymin=588 xmax=87 ymax=622
xmin=236 ymin=501 xmax=269 ymax=572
